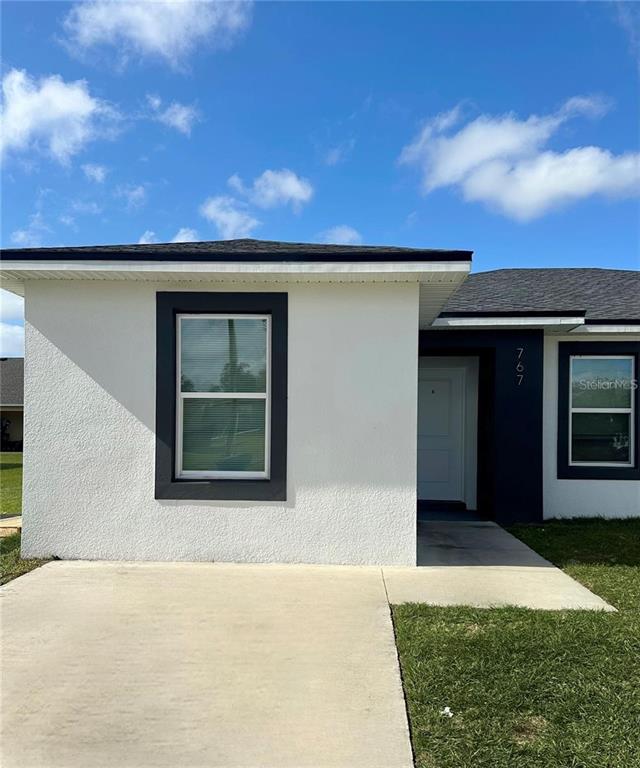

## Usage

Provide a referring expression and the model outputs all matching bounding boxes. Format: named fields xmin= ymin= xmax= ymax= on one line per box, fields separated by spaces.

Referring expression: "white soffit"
xmin=0 ymin=259 xmax=470 ymax=301
xmin=431 ymin=315 xmax=586 ymax=332
xmin=569 ymin=324 xmax=640 ymax=334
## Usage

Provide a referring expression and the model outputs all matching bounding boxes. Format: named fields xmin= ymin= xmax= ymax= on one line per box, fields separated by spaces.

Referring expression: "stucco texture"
xmin=21 ymin=279 xmax=419 ymax=565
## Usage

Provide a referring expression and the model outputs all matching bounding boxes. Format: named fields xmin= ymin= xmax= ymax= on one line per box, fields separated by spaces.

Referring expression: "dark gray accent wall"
xmin=419 ymin=329 xmax=544 ymax=525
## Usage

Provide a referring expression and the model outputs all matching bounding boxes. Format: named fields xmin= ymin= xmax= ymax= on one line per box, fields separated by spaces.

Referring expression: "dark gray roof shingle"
xmin=2 ymin=238 xmax=472 ymax=263
xmin=441 ymin=268 xmax=640 ymax=321
xmin=0 ymin=358 xmax=24 ymax=406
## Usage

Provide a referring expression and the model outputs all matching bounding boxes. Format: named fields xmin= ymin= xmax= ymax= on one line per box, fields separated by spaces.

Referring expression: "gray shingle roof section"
xmin=2 ymin=238 xmax=472 ymax=263
xmin=441 ymin=268 xmax=640 ymax=322
xmin=0 ymin=358 xmax=24 ymax=406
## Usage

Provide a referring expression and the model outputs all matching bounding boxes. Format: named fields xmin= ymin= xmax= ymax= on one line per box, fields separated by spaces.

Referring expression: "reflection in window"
xmin=177 ymin=315 xmax=269 ymax=478
xmin=569 ymin=356 xmax=634 ymax=466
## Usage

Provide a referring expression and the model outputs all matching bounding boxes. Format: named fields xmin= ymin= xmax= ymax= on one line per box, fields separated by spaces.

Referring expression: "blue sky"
xmin=1 ymin=1 xmax=639 ymax=354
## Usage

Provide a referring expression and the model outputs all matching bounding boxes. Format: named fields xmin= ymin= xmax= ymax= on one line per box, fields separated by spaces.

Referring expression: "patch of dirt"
xmin=513 ymin=715 xmax=548 ymax=745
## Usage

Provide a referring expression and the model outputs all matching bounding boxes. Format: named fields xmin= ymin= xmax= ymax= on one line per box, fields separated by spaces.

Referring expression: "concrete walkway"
xmin=383 ymin=521 xmax=615 ymax=610
xmin=1 ymin=562 xmax=413 ymax=768
xmin=0 ymin=515 xmax=21 ymax=538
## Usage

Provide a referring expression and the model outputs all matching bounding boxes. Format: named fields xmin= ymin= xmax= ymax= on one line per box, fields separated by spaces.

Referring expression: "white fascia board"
xmin=0 ymin=259 xmax=469 ymax=282
xmin=570 ymin=324 xmax=640 ymax=334
xmin=431 ymin=315 xmax=585 ymax=330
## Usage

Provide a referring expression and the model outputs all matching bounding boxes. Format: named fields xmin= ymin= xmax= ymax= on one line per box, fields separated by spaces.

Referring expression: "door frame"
xmin=418 ymin=348 xmax=495 ymax=519
xmin=418 ymin=360 xmax=475 ymax=506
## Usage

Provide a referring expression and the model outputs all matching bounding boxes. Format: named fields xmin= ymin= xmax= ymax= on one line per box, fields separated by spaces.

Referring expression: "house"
xmin=0 ymin=357 xmax=24 ymax=451
xmin=1 ymin=240 xmax=638 ymax=566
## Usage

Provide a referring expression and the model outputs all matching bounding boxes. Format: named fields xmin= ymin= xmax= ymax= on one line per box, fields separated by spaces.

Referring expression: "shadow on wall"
xmin=28 ymin=282 xmax=157 ymax=433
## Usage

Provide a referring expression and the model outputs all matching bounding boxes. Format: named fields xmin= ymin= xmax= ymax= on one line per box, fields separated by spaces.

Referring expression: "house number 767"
xmin=516 ymin=347 xmax=524 ymax=386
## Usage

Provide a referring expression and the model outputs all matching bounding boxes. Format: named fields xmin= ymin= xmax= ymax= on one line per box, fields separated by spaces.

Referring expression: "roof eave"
xmin=569 ymin=322 xmax=640 ymax=334
xmin=0 ymin=258 xmax=471 ymax=288
xmin=1 ymin=245 xmax=473 ymax=263
xmin=431 ymin=314 xmax=586 ymax=332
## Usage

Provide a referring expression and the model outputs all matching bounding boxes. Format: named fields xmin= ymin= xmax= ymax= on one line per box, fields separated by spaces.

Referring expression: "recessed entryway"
xmin=417 ymin=356 xmax=479 ymax=511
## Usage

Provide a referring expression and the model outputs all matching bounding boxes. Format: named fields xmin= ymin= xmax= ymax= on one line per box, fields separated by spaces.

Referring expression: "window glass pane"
xmin=182 ymin=399 xmax=266 ymax=472
xmin=571 ymin=357 xmax=633 ymax=409
xmin=571 ymin=412 xmax=631 ymax=464
xmin=181 ymin=318 xmax=267 ymax=393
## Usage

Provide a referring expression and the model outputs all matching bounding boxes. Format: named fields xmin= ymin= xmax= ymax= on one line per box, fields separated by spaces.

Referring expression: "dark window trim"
xmin=155 ymin=291 xmax=288 ymax=501
xmin=557 ymin=341 xmax=640 ymax=480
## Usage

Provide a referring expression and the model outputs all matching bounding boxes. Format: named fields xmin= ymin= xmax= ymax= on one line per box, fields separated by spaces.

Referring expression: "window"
xmin=558 ymin=342 xmax=639 ymax=480
xmin=569 ymin=356 xmax=634 ymax=466
xmin=177 ymin=315 xmax=270 ymax=479
xmin=156 ymin=293 xmax=287 ymax=500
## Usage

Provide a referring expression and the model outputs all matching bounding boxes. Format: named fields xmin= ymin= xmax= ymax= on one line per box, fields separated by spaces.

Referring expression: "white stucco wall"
xmin=543 ymin=334 xmax=640 ymax=519
xmin=21 ymin=279 xmax=419 ymax=565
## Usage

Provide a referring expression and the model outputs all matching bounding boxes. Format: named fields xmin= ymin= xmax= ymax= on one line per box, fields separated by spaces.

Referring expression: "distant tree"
xmin=219 ymin=362 xmax=265 ymax=392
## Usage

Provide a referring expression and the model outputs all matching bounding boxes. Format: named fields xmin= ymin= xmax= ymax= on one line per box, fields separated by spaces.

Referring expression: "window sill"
xmin=557 ymin=466 xmax=640 ymax=481
xmin=155 ymin=477 xmax=287 ymax=501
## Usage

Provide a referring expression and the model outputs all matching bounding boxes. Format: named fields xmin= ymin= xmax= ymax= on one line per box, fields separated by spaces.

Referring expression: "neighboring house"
xmin=0 ymin=357 xmax=24 ymax=451
xmin=1 ymin=240 xmax=638 ymax=566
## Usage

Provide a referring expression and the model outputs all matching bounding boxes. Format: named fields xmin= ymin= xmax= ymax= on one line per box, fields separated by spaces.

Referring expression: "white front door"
xmin=417 ymin=366 xmax=465 ymax=501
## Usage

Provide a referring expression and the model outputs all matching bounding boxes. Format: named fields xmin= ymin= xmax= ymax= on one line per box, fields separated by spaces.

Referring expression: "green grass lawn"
xmin=0 ymin=451 xmax=49 ymax=584
xmin=393 ymin=519 xmax=640 ymax=768
xmin=1 ymin=451 xmax=23 ymax=517
xmin=0 ymin=531 xmax=49 ymax=586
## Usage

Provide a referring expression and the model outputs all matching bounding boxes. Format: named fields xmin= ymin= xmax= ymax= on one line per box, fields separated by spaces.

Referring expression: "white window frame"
xmin=176 ymin=313 xmax=271 ymax=480
xmin=568 ymin=354 xmax=635 ymax=467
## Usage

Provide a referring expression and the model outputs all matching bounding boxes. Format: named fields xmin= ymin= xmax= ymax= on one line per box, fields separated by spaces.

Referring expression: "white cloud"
xmin=324 ymin=138 xmax=355 ymax=166
xmin=615 ymin=2 xmax=640 ymax=72
xmin=171 ymin=227 xmax=198 ymax=242
xmin=0 ymin=290 xmax=24 ymax=324
xmin=146 ymin=94 xmax=162 ymax=111
xmin=138 ymin=227 xmax=198 ymax=243
xmin=10 ymin=212 xmax=50 ymax=247
xmin=399 ymin=97 xmax=640 ymax=220
xmin=462 ymin=147 xmax=640 ymax=221
xmin=1 ymin=68 xmax=117 ymax=164
xmin=199 ymin=195 xmax=259 ymax=239
xmin=82 ymin=162 xmax=107 ymax=182
xmin=251 ymin=169 xmax=313 ymax=210
xmin=138 ymin=229 xmax=157 ymax=244
xmin=71 ymin=200 xmax=102 ymax=215
xmin=229 ymin=168 xmax=313 ymax=211
xmin=0 ymin=290 xmax=25 ymax=357
xmin=319 ymin=225 xmax=362 ymax=245
xmin=0 ymin=322 xmax=24 ymax=357
xmin=227 ymin=173 xmax=246 ymax=195
xmin=116 ymin=184 xmax=146 ymax=210
xmin=146 ymin=94 xmax=198 ymax=136
xmin=63 ymin=0 xmax=253 ymax=69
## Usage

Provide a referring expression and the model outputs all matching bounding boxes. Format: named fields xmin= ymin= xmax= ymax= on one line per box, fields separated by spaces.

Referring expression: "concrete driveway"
xmin=1 ymin=528 xmax=612 ymax=767
xmin=1 ymin=562 xmax=413 ymax=768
